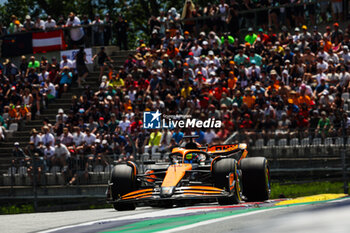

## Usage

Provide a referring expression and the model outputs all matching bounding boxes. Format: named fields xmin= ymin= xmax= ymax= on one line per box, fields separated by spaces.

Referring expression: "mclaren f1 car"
xmin=106 ymin=136 xmax=270 ymax=211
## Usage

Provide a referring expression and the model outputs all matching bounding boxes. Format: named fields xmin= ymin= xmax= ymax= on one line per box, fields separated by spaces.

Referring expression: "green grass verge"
xmin=0 ymin=204 xmax=34 ymax=214
xmin=270 ymin=181 xmax=348 ymax=199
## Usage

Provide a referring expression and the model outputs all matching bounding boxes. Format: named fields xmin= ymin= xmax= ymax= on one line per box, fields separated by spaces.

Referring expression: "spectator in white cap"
xmin=319 ymin=89 xmax=333 ymax=107
xmin=56 ymin=108 xmax=68 ymax=123
xmin=293 ymin=27 xmax=301 ymax=42
xmin=12 ymin=142 xmax=28 ymax=166
xmin=198 ymin=31 xmax=206 ymax=45
xmin=281 ymin=70 xmax=291 ymax=86
xmin=100 ymin=75 xmax=109 ymax=89
xmin=23 ymin=15 xmax=34 ymax=31
xmin=207 ymin=50 xmax=220 ymax=66
xmin=208 ymin=31 xmax=220 ymax=46
xmin=247 ymin=60 xmax=261 ymax=78
xmin=42 ymin=126 xmax=55 ymax=146
xmin=200 ymin=41 xmax=209 ymax=56
xmin=340 ymin=45 xmax=350 ymax=65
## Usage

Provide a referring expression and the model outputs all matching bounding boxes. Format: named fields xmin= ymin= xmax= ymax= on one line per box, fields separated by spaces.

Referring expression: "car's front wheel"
xmin=212 ymin=158 xmax=242 ymax=205
xmin=110 ymin=164 xmax=137 ymax=211
xmin=239 ymin=157 xmax=270 ymax=202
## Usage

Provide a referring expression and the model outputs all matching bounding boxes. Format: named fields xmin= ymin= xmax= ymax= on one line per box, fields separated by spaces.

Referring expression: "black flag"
xmin=1 ymin=32 xmax=33 ymax=57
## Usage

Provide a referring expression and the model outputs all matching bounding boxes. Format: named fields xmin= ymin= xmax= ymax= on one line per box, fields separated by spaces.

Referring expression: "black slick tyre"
xmin=239 ymin=157 xmax=270 ymax=201
xmin=212 ymin=158 xmax=241 ymax=205
xmin=110 ymin=164 xmax=137 ymax=211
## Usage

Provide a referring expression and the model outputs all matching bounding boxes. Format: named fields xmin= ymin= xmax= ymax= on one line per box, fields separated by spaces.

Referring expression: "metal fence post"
xmin=32 ymin=155 xmax=38 ymax=212
xmin=91 ymin=26 xmax=95 ymax=47
xmin=76 ymin=153 xmax=81 ymax=195
xmin=10 ymin=163 xmax=14 ymax=196
xmin=341 ymin=147 xmax=348 ymax=194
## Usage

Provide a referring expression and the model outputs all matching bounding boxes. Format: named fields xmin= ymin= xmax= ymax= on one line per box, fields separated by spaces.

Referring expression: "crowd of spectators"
xmin=11 ymin=21 xmax=350 ymax=185
xmin=3 ymin=1 xmax=350 ymax=185
xmin=0 ymin=46 xmax=90 ymax=134
xmin=148 ymin=0 xmax=341 ymax=39
xmin=0 ymin=12 xmax=124 ymax=49
xmin=0 ymin=1 xmax=343 ymax=48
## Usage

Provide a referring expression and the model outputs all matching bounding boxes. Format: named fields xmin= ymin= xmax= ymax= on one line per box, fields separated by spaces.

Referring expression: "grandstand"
xmin=0 ymin=1 xmax=350 ymax=190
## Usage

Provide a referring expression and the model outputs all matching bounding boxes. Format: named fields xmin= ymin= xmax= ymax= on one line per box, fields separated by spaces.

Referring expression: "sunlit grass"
xmin=271 ymin=181 xmax=348 ymax=199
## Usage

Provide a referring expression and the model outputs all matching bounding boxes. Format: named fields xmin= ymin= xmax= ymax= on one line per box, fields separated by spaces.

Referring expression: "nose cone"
xmin=160 ymin=186 xmax=175 ymax=198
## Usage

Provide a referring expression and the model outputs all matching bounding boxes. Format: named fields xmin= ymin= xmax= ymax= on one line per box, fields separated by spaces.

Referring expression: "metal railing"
xmin=0 ymin=23 xmax=115 ymax=57
xmin=176 ymin=0 xmax=333 ymax=38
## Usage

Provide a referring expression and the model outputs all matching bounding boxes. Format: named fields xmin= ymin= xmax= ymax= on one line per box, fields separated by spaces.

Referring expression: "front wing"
xmin=107 ymin=186 xmax=232 ymax=204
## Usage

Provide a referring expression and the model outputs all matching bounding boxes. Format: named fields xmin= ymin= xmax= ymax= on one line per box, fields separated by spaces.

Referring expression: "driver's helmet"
xmin=184 ymin=153 xmax=198 ymax=164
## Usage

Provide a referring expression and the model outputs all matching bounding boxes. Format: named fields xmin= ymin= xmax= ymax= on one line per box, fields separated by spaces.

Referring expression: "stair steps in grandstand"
xmin=109 ymin=50 xmax=136 ymax=67
xmin=0 ymin=150 xmax=17 ymax=156
xmin=110 ymin=55 xmax=132 ymax=60
xmin=5 ymin=137 xmax=29 ymax=143
xmin=0 ymin=147 xmax=26 ymax=154
xmin=111 ymin=50 xmax=136 ymax=57
xmin=0 ymin=50 xmax=132 ymax=174
xmin=0 ymin=157 xmax=11 ymax=163
xmin=0 ymin=164 xmax=12 ymax=172
xmin=0 ymin=142 xmax=30 ymax=148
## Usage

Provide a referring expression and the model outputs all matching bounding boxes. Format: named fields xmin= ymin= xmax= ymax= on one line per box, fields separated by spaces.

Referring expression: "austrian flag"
xmin=32 ymin=30 xmax=66 ymax=53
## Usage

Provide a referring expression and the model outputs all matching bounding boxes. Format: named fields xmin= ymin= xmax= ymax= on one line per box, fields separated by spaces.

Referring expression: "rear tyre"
xmin=239 ymin=157 xmax=270 ymax=202
xmin=212 ymin=158 xmax=242 ymax=205
xmin=110 ymin=164 xmax=137 ymax=211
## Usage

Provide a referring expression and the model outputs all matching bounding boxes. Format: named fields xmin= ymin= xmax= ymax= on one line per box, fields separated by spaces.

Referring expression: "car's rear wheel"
xmin=110 ymin=164 xmax=137 ymax=211
xmin=212 ymin=158 xmax=242 ymax=205
xmin=239 ymin=157 xmax=270 ymax=202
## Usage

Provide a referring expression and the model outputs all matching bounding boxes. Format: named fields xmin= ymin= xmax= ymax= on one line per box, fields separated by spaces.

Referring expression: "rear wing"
xmin=205 ymin=144 xmax=245 ymax=153
xmin=204 ymin=143 xmax=248 ymax=161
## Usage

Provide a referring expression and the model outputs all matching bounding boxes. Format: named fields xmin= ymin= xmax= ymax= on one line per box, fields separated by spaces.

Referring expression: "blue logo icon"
xmin=143 ymin=110 xmax=161 ymax=129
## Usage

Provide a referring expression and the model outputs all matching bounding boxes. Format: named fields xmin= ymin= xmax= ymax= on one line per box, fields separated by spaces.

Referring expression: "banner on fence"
xmin=32 ymin=30 xmax=66 ymax=53
xmin=60 ymin=48 xmax=93 ymax=64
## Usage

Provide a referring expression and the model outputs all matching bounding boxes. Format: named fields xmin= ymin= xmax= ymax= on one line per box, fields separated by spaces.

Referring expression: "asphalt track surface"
xmin=1 ymin=195 xmax=349 ymax=233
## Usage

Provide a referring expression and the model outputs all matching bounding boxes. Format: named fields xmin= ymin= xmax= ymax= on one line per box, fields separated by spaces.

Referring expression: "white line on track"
xmin=38 ymin=206 xmax=218 ymax=233
xmin=156 ymin=208 xmax=281 ymax=233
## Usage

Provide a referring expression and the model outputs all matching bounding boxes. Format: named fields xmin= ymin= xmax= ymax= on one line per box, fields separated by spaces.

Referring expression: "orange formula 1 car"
xmin=106 ymin=136 xmax=270 ymax=211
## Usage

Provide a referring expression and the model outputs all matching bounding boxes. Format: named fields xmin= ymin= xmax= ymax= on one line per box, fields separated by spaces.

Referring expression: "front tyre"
xmin=212 ymin=158 xmax=242 ymax=205
xmin=113 ymin=202 xmax=136 ymax=211
xmin=110 ymin=164 xmax=137 ymax=211
xmin=239 ymin=157 xmax=270 ymax=201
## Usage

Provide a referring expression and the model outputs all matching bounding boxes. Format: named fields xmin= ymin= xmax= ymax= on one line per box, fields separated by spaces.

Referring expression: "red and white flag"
xmin=32 ymin=30 xmax=66 ymax=53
